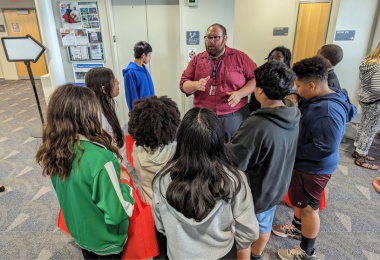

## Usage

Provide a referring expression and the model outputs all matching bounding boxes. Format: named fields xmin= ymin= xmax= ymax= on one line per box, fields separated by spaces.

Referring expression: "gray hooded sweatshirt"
xmin=152 ymin=170 xmax=259 ymax=260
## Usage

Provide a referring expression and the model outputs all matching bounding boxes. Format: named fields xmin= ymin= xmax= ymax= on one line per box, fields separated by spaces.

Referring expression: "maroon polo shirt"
xmin=180 ymin=46 xmax=257 ymax=116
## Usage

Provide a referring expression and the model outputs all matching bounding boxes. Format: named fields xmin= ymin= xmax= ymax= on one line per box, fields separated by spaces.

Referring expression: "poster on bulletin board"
xmin=72 ymin=63 xmax=104 ymax=83
xmin=60 ymin=1 xmax=105 ymax=62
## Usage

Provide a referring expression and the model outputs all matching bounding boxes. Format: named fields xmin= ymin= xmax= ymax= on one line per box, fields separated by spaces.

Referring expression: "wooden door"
xmin=292 ymin=3 xmax=330 ymax=65
xmin=3 ymin=10 xmax=48 ymax=77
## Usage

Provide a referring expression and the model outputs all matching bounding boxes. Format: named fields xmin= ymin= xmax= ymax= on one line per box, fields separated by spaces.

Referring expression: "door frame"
xmin=291 ymin=0 xmax=333 ymax=64
xmin=2 ymin=8 xmax=47 ymax=79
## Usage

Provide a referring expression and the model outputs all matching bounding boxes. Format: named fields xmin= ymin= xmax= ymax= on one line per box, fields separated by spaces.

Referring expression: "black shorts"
xmin=288 ymin=169 xmax=331 ymax=210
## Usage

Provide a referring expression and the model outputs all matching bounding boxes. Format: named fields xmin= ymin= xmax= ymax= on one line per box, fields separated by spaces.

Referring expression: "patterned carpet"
xmin=1 ymin=79 xmax=380 ymax=260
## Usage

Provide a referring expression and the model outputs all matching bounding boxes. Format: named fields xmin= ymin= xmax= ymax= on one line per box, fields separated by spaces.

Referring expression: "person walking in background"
xmin=353 ymin=42 xmax=380 ymax=170
xmin=123 ymin=41 xmax=155 ymax=111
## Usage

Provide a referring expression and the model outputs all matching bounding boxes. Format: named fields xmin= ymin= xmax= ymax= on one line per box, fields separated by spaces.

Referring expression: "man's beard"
xmin=206 ymin=44 xmax=225 ymax=58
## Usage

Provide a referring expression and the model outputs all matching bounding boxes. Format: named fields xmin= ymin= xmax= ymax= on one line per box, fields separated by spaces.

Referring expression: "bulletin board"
xmin=59 ymin=1 xmax=105 ymax=62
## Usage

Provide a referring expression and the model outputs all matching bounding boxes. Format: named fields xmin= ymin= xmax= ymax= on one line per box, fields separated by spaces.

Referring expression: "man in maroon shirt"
xmin=180 ymin=23 xmax=257 ymax=141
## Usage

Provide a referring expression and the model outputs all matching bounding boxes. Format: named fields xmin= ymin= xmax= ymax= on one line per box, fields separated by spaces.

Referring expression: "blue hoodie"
xmin=122 ymin=62 xmax=155 ymax=111
xmin=294 ymin=88 xmax=357 ymax=175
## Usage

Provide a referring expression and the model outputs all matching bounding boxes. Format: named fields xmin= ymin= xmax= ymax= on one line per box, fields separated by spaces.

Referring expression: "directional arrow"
xmin=1 ymin=34 xmax=45 ymax=63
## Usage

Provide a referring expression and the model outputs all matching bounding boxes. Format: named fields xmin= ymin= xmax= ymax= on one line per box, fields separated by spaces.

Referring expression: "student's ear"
xmin=141 ymin=53 xmax=146 ymax=59
xmin=101 ymin=86 xmax=107 ymax=95
xmin=309 ymin=82 xmax=317 ymax=91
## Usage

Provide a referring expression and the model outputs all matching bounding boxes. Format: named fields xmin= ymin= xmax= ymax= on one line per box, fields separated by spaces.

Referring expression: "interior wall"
xmin=370 ymin=3 xmax=380 ymax=54
xmin=179 ymin=0 xmax=236 ymax=113
xmin=333 ymin=0 xmax=379 ymax=106
xmin=0 ymin=0 xmax=36 ymax=80
xmin=233 ymin=0 xmax=340 ymax=68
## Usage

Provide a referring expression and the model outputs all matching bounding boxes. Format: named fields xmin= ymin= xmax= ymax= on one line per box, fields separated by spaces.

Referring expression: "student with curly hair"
xmin=152 ymin=107 xmax=259 ymax=260
xmin=227 ymin=61 xmax=300 ymax=260
xmin=273 ymin=57 xmax=357 ymax=260
xmin=128 ymin=95 xmax=181 ymax=260
xmin=36 ymin=84 xmax=134 ymax=259
xmin=249 ymin=46 xmax=292 ymax=112
xmin=85 ymin=67 xmax=128 ymax=169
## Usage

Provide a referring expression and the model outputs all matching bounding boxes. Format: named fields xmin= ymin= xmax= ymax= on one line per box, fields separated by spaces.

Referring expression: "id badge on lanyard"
xmin=209 ymin=54 xmax=224 ymax=96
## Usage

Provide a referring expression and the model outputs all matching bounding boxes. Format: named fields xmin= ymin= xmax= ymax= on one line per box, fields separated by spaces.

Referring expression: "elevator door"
xmin=111 ymin=0 xmax=181 ymax=122
xmin=292 ymin=2 xmax=330 ymax=65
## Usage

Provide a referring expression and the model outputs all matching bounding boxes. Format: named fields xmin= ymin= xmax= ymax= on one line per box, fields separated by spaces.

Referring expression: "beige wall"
xmin=233 ymin=0 xmax=340 ymax=68
xmin=333 ymin=0 xmax=379 ymax=106
xmin=179 ymin=0 xmax=236 ymax=113
xmin=0 ymin=0 xmax=36 ymax=80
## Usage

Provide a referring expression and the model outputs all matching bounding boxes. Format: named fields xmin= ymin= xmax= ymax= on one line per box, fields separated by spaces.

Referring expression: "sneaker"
xmin=278 ymin=245 xmax=316 ymax=260
xmin=272 ymin=222 xmax=301 ymax=239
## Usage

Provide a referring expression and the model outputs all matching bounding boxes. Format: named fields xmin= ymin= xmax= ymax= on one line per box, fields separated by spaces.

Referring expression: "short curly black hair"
xmin=128 ymin=96 xmax=181 ymax=150
xmin=292 ymin=56 xmax=329 ymax=83
xmin=254 ymin=61 xmax=296 ymax=100
xmin=320 ymin=44 xmax=343 ymax=66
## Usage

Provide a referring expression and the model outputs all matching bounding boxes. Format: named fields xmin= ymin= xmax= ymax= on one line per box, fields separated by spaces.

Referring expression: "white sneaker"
xmin=278 ymin=245 xmax=316 ymax=260
xmin=272 ymin=222 xmax=302 ymax=240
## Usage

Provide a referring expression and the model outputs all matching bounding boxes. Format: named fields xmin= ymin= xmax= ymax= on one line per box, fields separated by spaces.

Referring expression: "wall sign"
xmin=335 ymin=30 xmax=355 ymax=41
xmin=187 ymin=31 xmax=199 ymax=45
xmin=0 ymin=25 xmax=5 ymax=32
xmin=11 ymin=22 xmax=20 ymax=33
xmin=273 ymin=27 xmax=288 ymax=36
xmin=188 ymin=48 xmax=196 ymax=62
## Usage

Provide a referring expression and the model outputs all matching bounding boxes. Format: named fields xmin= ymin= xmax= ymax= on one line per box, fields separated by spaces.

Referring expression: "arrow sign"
xmin=1 ymin=34 xmax=46 ymax=137
xmin=1 ymin=34 xmax=45 ymax=63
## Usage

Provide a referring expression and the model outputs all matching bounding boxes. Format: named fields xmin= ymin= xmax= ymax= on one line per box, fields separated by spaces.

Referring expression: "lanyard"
xmin=209 ymin=53 xmax=225 ymax=81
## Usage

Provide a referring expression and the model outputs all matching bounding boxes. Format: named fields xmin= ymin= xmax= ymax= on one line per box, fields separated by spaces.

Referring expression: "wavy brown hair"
xmin=128 ymin=96 xmax=181 ymax=150
xmin=85 ymin=67 xmax=124 ymax=148
xmin=36 ymin=84 xmax=121 ymax=181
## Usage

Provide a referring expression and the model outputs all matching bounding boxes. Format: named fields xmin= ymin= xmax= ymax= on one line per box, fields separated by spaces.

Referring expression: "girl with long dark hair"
xmin=85 ymin=67 xmax=128 ymax=168
xmin=152 ymin=107 xmax=259 ymax=260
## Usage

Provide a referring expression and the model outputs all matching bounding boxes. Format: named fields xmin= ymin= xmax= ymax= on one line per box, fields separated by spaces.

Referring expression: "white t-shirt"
xmin=102 ymin=114 xmax=127 ymax=168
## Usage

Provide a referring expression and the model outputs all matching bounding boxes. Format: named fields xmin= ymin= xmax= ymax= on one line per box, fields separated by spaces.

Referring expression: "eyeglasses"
xmin=204 ymin=35 xmax=225 ymax=41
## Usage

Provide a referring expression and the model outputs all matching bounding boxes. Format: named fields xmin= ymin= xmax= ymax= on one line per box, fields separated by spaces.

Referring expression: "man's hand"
xmin=120 ymin=169 xmax=131 ymax=181
xmin=196 ymin=76 xmax=210 ymax=92
xmin=373 ymin=177 xmax=380 ymax=194
xmin=227 ymin=91 xmax=243 ymax=107
xmin=285 ymin=94 xmax=299 ymax=106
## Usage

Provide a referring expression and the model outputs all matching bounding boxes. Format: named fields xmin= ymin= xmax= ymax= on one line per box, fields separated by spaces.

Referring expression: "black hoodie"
xmin=227 ymin=98 xmax=300 ymax=214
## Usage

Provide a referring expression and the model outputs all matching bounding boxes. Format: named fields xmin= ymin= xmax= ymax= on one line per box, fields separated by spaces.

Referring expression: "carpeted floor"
xmin=1 ymin=79 xmax=380 ymax=260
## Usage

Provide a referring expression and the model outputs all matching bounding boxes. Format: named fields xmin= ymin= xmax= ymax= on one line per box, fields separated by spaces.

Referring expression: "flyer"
xmin=90 ymin=21 xmax=99 ymax=28
xmin=60 ymin=28 xmax=76 ymax=47
xmin=74 ymin=29 xmax=89 ymax=45
xmin=11 ymin=22 xmax=20 ymax=33
xmin=88 ymin=14 xmax=98 ymax=21
xmin=87 ymin=29 xmax=102 ymax=43
xmin=90 ymin=43 xmax=104 ymax=60
xmin=72 ymin=63 xmax=104 ymax=83
xmin=60 ymin=2 xmax=82 ymax=29
xmin=69 ymin=46 xmax=90 ymax=61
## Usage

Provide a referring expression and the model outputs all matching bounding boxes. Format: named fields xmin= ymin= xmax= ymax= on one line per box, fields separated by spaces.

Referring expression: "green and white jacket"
xmin=51 ymin=136 xmax=135 ymax=255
